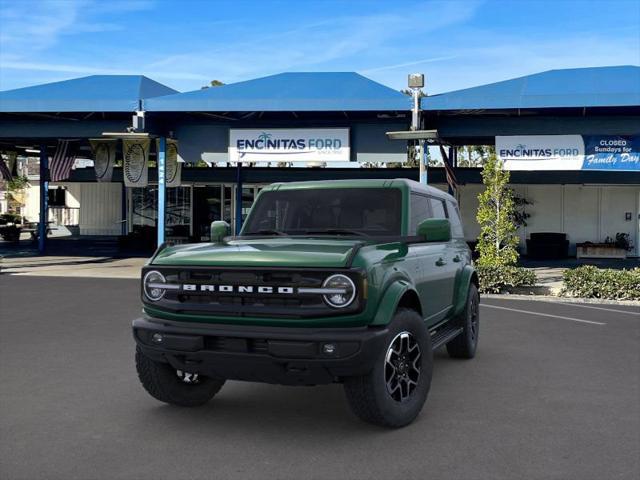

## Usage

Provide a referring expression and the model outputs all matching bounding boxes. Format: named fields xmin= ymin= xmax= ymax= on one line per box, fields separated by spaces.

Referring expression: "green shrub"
xmin=561 ymin=266 xmax=640 ymax=300
xmin=476 ymin=265 xmax=537 ymax=294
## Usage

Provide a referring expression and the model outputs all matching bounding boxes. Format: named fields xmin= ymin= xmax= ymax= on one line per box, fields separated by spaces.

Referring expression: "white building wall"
xmin=78 ymin=182 xmax=122 ymax=235
xmin=456 ymin=183 xmax=640 ymax=257
xmin=23 ymin=182 xmax=41 ymax=222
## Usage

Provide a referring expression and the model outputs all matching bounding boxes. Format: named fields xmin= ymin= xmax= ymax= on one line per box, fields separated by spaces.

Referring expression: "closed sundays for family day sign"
xmin=497 ymin=135 xmax=640 ymax=171
xmin=229 ymin=128 xmax=350 ymax=162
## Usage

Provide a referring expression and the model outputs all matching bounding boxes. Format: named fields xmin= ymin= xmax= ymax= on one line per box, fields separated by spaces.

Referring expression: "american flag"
xmin=439 ymin=145 xmax=458 ymax=192
xmin=49 ymin=140 xmax=78 ymax=182
xmin=0 ymin=156 xmax=12 ymax=181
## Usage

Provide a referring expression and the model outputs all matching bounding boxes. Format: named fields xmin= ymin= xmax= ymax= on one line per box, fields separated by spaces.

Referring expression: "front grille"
xmin=143 ymin=267 xmax=364 ymax=319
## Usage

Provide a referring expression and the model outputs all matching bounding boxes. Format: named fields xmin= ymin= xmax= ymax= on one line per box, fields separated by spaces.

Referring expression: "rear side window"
xmin=409 ymin=194 xmax=432 ymax=234
xmin=429 ymin=198 xmax=448 ymax=219
xmin=446 ymin=200 xmax=464 ymax=238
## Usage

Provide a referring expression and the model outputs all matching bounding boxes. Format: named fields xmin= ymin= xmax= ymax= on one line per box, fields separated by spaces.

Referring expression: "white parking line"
xmin=541 ymin=301 xmax=639 ymax=316
xmin=481 ymin=304 xmax=607 ymax=325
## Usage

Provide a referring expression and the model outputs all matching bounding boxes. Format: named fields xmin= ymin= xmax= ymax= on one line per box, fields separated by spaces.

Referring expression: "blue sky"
xmin=0 ymin=0 xmax=638 ymax=94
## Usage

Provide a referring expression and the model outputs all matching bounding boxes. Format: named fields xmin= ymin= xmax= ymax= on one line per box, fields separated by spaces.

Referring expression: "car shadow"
xmin=131 ymin=349 xmax=466 ymax=437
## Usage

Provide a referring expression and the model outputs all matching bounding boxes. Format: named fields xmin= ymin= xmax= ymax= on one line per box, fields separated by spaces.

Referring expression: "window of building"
xmin=48 ymin=188 xmax=66 ymax=207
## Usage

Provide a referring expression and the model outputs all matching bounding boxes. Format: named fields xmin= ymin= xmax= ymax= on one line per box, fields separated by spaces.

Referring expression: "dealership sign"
xmin=229 ymin=128 xmax=350 ymax=162
xmin=497 ymin=135 xmax=640 ymax=171
xmin=496 ymin=135 xmax=585 ymax=170
xmin=582 ymin=136 xmax=640 ymax=171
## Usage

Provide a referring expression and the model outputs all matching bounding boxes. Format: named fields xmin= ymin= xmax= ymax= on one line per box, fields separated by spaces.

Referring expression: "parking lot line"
xmin=540 ymin=301 xmax=640 ymax=316
xmin=481 ymin=304 xmax=607 ymax=326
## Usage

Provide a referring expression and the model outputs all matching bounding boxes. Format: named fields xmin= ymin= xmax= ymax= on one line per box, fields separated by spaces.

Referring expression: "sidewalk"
xmin=0 ymin=255 xmax=147 ymax=278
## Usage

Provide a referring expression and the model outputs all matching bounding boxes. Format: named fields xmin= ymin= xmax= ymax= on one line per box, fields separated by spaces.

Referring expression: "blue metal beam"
xmin=38 ymin=145 xmax=48 ymax=254
xmin=235 ymin=163 xmax=243 ymax=235
xmin=157 ymin=137 xmax=166 ymax=246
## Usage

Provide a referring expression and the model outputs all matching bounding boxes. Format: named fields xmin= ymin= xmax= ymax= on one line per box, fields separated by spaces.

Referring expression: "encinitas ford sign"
xmin=229 ymin=128 xmax=350 ymax=162
xmin=497 ymin=135 xmax=640 ymax=171
xmin=496 ymin=135 xmax=585 ymax=170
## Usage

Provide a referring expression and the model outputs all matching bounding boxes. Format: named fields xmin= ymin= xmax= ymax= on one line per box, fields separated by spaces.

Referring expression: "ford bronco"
xmin=133 ymin=179 xmax=479 ymax=427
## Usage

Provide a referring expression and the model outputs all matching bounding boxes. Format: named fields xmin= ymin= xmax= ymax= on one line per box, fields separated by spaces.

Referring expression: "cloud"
xmin=361 ymin=56 xmax=459 ymax=74
xmin=0 ymin=0 xmax=153 ymax=55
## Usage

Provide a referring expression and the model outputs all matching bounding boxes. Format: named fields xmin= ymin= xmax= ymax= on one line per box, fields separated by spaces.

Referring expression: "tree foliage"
xmin=476 ymin=153 xmax=519 ymax=266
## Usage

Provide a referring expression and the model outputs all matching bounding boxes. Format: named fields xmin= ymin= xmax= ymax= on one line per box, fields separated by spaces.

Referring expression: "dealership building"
xmin=1 ymin=66 xmax=639 ymax=257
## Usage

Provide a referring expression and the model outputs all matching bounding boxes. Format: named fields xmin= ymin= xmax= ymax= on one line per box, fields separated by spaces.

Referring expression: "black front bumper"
xmin=133 ymin=317 xmax=389 ymax=386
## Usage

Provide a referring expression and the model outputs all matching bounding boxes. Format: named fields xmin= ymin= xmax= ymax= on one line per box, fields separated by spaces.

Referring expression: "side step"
xmin=430 ymin=325 xmax=463 ymax=350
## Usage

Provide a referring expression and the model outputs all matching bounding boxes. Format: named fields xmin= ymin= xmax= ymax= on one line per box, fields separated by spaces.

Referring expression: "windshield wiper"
xmin=245 ymin=229 xmax=289 ymax=236
xmin=304 ymin=228 xmax=367 ymax=237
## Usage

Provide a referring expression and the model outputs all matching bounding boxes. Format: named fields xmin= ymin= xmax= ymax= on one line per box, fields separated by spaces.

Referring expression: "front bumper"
xmin=133 ymin=316 xmax=389 ymax=386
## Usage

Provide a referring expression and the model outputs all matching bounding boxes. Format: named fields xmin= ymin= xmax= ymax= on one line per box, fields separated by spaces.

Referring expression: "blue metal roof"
xmin=145 ymin=72 xmax=411 ymax=112
xmin=0 ymin=75 xmax=178 ymax=113
xmin=422 ymin=66 xmax=640 ymax=111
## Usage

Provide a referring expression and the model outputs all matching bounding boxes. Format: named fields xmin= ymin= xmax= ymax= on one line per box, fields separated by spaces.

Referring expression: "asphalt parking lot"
xmin=1 ymin=276 xmax=638 ymax=480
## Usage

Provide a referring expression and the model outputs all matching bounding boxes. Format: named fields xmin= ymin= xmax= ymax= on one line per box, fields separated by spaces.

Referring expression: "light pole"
xmin=408 ymin=73 xmax=426 ymax=184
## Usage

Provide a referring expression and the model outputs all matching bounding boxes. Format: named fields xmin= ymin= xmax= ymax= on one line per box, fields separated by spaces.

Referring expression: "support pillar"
xmin=157 ymin=137 xmax=166 ymax=246
xmin=235 ymin=162 xmax=243 ymax=235
xmin=38 ymin=145 xmax=48 ymax=254
xmin=419 ymin=139 xmax=427 ymax=184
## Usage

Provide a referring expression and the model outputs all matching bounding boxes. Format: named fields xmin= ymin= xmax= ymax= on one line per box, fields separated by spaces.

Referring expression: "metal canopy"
xmin=145 ymin=72 xmax=411 ymax=112
xmin=0 ymin=75 xmax=178 ymax=113
xmin=422 ymin=66 xmax=640 ymax=111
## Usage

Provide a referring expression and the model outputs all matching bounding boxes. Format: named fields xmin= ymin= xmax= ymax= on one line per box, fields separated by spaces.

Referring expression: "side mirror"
xmin=210 ymin=220 xmax=230 ymax=243
xmin=417 ymin=218 xmax=451 ymax=242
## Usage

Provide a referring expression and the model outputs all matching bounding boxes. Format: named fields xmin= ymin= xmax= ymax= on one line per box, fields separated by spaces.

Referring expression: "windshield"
xmin=242 ymin=188 xmax=402 ymax=237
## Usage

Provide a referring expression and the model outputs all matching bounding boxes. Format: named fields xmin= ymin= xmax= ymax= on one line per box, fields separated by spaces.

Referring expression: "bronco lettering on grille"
xmin=182 ymin=284 xmax=295 ymax=294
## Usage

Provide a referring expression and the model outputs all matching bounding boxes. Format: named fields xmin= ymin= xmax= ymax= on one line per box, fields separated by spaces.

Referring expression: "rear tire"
xmin=446 ymin=283 xmax=480 ymax=359
xmin=135 ymin=346 xmax=225 ymax=407
xmin=343 ymin=308 xmax=433 ymax=428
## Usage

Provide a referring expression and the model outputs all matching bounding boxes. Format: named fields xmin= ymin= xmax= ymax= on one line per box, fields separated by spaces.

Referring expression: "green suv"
xmin=133 ymin=179 xmax=479 ymax=427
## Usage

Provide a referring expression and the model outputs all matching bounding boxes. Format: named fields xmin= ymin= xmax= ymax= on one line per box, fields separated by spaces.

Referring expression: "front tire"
xmin=135 ymin=346 xmax=225 ymax=407
xmin=446 ymin=283 xmax=480 ymax=359
xmin=343 ymin=308 xmax=433 ymax=428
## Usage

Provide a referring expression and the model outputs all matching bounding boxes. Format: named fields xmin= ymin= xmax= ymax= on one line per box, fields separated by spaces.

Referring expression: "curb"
xmin=482 ymin=293 xmax=640 ymax=307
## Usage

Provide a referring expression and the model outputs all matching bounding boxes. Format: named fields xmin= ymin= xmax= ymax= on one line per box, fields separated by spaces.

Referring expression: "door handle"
xmin=453 ymin=255 xmax=462 ymax=263
xmin=436 ymin=258 xmax=447 ymax=266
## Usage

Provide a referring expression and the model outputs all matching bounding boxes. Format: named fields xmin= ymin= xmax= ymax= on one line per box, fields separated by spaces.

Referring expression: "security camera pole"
xmin=408 ymin=73 xmax=426 ymax=184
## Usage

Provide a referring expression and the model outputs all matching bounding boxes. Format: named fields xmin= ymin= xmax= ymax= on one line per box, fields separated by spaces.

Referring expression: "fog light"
xmin=152 ymin=333 xmax=163 ymax=344
xmin=322 ymin=343 xmax=337 ymax=355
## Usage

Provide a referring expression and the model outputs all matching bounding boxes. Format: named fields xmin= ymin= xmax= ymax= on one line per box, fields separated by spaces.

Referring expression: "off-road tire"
xmin=343 ymin=308 xmax=433 ymax=428
xmin=135 ymin=346 xmax=225 ymax=407
xmin=446 ymin=283 xmax=480 ymax=359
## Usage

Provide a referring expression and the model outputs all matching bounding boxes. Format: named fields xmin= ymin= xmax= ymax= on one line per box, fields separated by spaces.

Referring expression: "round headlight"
xmin=322 ymin=274 xmax=356 ymax=308
xmin=143 ymin=270 xmax=166 ymax=302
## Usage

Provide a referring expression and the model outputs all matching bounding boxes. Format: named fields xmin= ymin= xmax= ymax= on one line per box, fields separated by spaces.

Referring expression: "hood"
xmin=151 ymin=238 xmax=364 ymax=268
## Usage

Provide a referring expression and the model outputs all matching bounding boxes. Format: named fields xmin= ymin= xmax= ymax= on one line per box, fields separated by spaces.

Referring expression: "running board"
xmin=430 ymin=325 xmax=463 ymax=349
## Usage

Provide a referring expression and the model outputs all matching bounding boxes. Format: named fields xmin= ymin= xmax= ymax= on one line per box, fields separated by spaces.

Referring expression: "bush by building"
xmin=476 ymin=265 xmax=537 ymax=294
xmin=561 ymin=266 xmax=640 ymax=301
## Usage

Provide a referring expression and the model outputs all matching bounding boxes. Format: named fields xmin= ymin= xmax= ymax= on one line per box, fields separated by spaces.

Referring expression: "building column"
xmin=157 ymin=137 xmax=166 ymax=246
xmin=235 ymin=162 xmax=243 ymax=235
xmin=38 ymin=144 xmax=48 ymax=254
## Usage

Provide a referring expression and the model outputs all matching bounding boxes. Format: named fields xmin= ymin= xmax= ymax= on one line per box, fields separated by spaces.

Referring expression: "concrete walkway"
xmin=0 ymin=255 xmax=147 ymax=278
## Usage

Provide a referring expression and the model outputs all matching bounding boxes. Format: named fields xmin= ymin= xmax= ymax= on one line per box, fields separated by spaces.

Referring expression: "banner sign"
xmin=229 ymin=128 xmax=350 ymax=162
xmin=497 ymin=135 xmax=640 ymax=171
xmin=582 ymin=136 xmax=640 ymax=171
xmin=496 ymin=135 xmax=585 ymax=170
xmin=156 ymin=138 xmax=181 ymax=187
xmin=123 ymin=138 xmax=149 ymax=187
xmin=90 ymin=139 xmax=116 ymax=182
